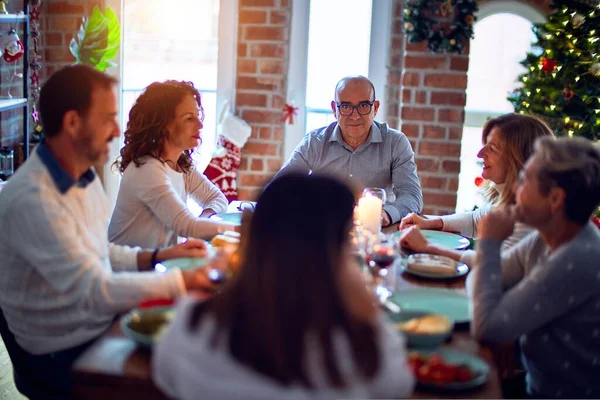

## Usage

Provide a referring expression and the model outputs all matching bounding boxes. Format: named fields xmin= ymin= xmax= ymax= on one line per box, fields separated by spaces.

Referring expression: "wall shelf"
xmin=0 ymin=14 xmax=28 ymax=23
xmin=0 ymin=98 xmax=27 ymax=112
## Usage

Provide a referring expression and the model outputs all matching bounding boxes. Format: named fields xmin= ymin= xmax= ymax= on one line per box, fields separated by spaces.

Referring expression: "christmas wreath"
xmin=403 ymin=0 xmax=478 ymax=54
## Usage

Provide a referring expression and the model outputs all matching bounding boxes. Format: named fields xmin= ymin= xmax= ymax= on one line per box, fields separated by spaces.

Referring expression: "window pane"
xmin=122 ymin=0 xmax=220 ymax=163
xmin=465 ymin=13 xmax=535 ymax=114
xmin=304 ymin=0 xmax=373 ymax=132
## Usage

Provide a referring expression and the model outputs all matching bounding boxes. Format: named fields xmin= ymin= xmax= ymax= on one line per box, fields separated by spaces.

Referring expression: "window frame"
xmin=284 ymin=0 xmax=393 ymax=161
xmin=102 ymin=0 xmax=237 ymax=212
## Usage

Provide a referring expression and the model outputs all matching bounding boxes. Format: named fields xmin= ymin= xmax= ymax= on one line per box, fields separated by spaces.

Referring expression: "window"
xmin=103 ymin=0 xmax=236 ymax=212
xmin=285 ymin=0 xmax=392 ymax=160
xmin=456 ymin=2 xmax=544 ymax=212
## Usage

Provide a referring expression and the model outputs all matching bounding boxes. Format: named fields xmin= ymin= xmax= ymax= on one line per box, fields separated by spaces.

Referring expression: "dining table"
xmin=71 ymin=224 xmax=503 ymax=399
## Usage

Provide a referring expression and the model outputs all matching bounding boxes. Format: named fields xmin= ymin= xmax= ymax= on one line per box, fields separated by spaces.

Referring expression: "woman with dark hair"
xmin=399 ymin=113 xmax=555 ymax=266
xmin=153 ymin=174 xmax=414 ymax=399
xmin=109 ymin=81 xmax=233 ymax=248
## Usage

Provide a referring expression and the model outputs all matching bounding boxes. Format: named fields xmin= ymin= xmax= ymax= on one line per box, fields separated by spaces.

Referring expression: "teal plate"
xmin=120 ymin=306 xmax=174 ymax=347
xmin=156 ymin=255 xmax=212 ymax=273
xmin=400 ymin=261 xmax=470 ymax=280
xmin=392 ymin=229 xmax=470 ymax=250
xmin=210 ymin=212 xmax=243 ymax=225
xmin=413 ymin=348 xmax=490 ymax=392
xmin=389 ymin=288 xmax=470 ymax=323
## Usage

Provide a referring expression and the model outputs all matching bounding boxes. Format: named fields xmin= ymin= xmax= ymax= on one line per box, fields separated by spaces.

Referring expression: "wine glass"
xmin=366 ymin=235 xmax=399 ymax=304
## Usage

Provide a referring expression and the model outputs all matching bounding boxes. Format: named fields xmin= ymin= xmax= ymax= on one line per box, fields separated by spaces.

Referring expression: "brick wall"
xmin=235 ymin=0 xmax=291 ymax=201
xmin=0 ymin=0 xmax=26 ymax=166
xmin=389 ymin=0 xmax=551 ymax=215
xmin=42 ymin=1 xmax=105 ymax=78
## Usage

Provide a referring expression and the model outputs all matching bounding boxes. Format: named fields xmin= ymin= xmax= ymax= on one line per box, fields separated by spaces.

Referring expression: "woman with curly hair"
xmin=109 ymin=81 xmax=233 ymax=248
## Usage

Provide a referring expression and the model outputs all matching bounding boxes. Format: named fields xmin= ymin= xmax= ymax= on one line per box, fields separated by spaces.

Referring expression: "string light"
xmin=568 ymin=130 xmax=574 ymax=137
xmin=565 ymin=117 xmax=571 ymax=123
xmin=575 ymin=76 xmax=581 ymax=82
xmin=550 ymin=105 xmax=557 ymax=111
xmin=536 ymin=88 xmax=541 ymax=93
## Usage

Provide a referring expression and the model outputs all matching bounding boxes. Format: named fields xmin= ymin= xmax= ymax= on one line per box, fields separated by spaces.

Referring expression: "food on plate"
xmin=127 ymin=309 xmax=174 ymax=339
xmin=211 ymin=232 xmax=240 ymax=248
xmin=396 ymin=314 xmax=452 ymax=334
xmin=408 ymin=352 xmax=474 ymax=384
xmin=406 ymin=254 xmax=458 ymax=276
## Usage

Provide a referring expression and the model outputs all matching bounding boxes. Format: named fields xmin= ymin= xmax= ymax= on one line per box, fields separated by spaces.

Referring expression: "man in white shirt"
xmin=0 ymin=65 xmax=216 ymax=398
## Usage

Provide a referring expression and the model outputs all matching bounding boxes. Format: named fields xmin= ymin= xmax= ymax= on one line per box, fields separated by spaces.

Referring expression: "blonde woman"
xmin=399 ymin=113 xmax=554 ymax=266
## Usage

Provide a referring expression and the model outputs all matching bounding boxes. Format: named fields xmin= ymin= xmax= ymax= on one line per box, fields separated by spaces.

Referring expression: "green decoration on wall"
xmin=69 ymin=5 xmax=120 ymax=72
xmin=402 ymin=0 xmax=478 ymax=54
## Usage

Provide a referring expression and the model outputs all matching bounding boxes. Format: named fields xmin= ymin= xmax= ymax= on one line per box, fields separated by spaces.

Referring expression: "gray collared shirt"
xmin=275 ymin=121 xmax=423 ymax=223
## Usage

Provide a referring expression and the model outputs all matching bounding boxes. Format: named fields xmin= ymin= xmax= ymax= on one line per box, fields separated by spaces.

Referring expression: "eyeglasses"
xmin=336 ymin=101 xmax=375 ymax=116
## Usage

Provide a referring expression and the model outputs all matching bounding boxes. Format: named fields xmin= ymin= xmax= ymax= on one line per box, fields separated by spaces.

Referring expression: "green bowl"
xmin=386 ymin=310 xmax=453 ymax=348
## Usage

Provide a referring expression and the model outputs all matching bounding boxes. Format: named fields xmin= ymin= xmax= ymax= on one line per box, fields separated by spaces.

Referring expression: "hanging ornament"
xmin=1 ymin=29 xmax=24 ymax=63
xmin=282 ymin=103 xmax=299 ymax=125
xmin=404 ymin=22 xmax=414 ymax=32
xmin=541 ymin=58 xmax=557 ymax=73
xmin=571 ymin=13 xmax=585 ymax=28
xmin=563 ymin=88 xmax=575 ymax=101
xmin=590 ymin=62 xmax=600 ymax=77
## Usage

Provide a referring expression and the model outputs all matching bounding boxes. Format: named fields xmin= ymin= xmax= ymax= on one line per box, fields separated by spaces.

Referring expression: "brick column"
xmin=235 ymin=0 xmax=291 ymax=201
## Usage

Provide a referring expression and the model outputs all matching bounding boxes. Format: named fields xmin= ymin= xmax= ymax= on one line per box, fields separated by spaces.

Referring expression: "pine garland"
xmin=402 ymin=0 xmax=478 ymax=54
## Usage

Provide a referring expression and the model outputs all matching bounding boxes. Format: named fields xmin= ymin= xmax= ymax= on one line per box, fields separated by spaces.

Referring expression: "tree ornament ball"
xmin=541 ymin=58 xmax=558 ymax=73
xmin=572 ymin=13 xmax=585 ymax=28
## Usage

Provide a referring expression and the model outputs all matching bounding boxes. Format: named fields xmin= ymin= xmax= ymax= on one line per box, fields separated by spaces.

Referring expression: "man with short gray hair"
xmin=275 ymin=75 xmax=423 ymax=226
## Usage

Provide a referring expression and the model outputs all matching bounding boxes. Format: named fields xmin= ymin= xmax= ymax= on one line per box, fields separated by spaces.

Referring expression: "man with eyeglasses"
xmin=275 ymin=75 xmax=423 ymax=226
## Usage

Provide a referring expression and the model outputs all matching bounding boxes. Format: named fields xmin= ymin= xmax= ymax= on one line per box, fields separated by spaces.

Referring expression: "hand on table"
xmin=398 ymin=226 xmax=432 ymax=253
xmin=381 ymin=210 xmax=392 ymax=227
xmin=158 ymin=238 xmax=208 ymax=261
xmin=180 ymin=249 xmax=232 ymax=293
xmin=479 ymin=209 xmax=516 ymax=241
xmin=399 ymin=213 xmax=442 ymax=230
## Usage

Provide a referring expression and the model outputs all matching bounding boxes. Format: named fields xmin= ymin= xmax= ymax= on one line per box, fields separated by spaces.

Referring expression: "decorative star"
xmin=30 ymin=72 xmax=40 ymax=87
xmin=29 ymin=8 xmax=40 ymax=21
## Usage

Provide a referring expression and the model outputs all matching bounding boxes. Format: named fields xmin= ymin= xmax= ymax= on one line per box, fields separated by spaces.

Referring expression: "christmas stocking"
xmin=204 ymin=136 xmax=241 ymax=202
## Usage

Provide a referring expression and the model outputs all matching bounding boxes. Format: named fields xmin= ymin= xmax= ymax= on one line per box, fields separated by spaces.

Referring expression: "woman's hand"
xmin=399 ymin=213 xmax=442 ymax=230
xmin=398 ymin=226 xmax=432 ymax=253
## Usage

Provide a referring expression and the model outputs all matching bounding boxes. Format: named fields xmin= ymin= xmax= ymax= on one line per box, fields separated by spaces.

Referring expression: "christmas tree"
xmin=509 ymin=0 xmax=600 ymax=140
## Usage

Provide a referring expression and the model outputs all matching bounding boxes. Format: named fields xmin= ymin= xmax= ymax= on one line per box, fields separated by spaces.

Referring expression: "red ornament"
xmin=282 ymin=103 xmax=299 ymax=125
xmin=592 ymin=216 xmax=600 ymax=229
xmin=541 ymin=58 xmax=557 ymax=73
xmin=474 ymin=176 xmax=484 ymax=187
xmin=563 ymin=88 xmax=574 ymax=101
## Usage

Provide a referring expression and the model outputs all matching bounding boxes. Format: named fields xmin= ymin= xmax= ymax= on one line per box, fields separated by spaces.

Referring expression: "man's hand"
xmin=381 ymin=210 xmax=392 ymax=227
xmin=478 ymin=209 xmax=516 ymax=241
xmin=399 ymin=213 xmax=443 ymax=230
xmin=199 ymin=208 xmax=217 ymax=218
xmin=399 ymin=226 xmax=432 ymax=253
xmin=158 ymin=238 xmax=208 ymax=262
xmin=180 ymin=249 xmax=232 ymax=292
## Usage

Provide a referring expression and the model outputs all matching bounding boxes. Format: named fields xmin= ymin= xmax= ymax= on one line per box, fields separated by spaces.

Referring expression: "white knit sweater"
xmin=0 ymin=152 xmax=185 ymax=354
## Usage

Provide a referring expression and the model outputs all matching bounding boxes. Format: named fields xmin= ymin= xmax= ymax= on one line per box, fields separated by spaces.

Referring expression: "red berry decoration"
xmin=541 ymin=58 xmax=558 ymax=73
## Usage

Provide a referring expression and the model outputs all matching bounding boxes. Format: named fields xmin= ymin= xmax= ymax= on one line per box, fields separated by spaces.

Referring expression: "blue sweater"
xmin=467 ymin=222 xmax=600 ymax=398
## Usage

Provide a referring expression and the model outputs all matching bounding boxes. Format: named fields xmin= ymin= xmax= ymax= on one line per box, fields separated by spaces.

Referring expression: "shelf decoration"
xmin=402 ymin=0 xmax=478 ymax=54
xmin=30 ymin=0 xmax=43 ymax=142
xmin=1 ymin=28 xmax=24 ymax=62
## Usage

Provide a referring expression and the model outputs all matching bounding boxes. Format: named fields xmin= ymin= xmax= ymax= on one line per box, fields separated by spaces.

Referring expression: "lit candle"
xmin=357 ymin=196 xmax=382 ymax=233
